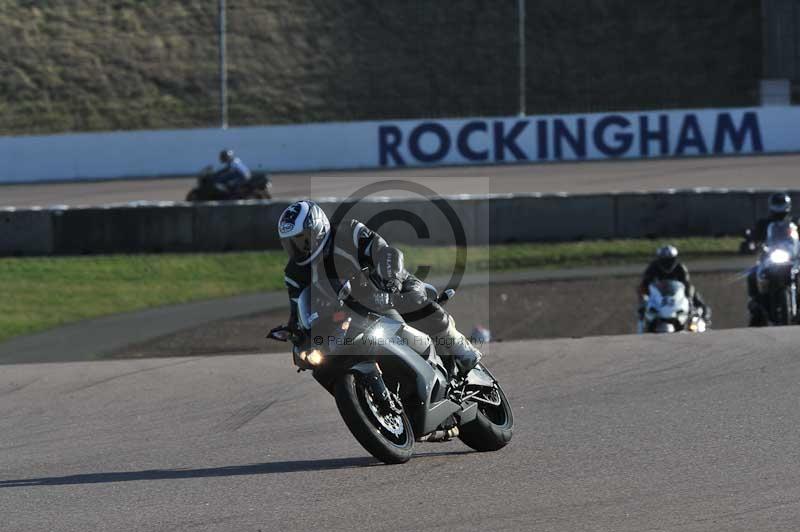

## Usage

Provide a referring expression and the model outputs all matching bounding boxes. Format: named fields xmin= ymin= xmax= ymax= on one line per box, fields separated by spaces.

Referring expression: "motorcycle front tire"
xmin=334 ymin=373 xmax=414 ymax=465
xmin=771 ymin=288 xmax=793 ymax=326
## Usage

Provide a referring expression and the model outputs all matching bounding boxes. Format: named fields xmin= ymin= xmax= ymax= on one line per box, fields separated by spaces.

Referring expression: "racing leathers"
xmin=752 ymin=212 xmax=797 ymax=247
xmin=213 ymin=157 xmax=251 ymax=192
xmin=283 ymin=219 xmax=481 ymax=379
xmin=638 ymin=260 xmax=710 ymax=321
xmin=747 ymin=212 xmax=799 ymax=326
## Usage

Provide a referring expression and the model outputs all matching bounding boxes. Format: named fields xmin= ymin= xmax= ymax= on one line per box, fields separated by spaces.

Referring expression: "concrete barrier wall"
xmin=2 ymin=106 xmax=800 ymax=184
xmin=0 ymin=190 xmax=791 ymax=256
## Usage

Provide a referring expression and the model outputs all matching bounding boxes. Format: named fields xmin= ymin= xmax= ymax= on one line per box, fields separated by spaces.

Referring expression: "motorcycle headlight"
xmin=369 ymin=326 xmax=387 ymax=342
xmin=769 ymin=249 xmax=791 ymax=265
xmin=300 ymin=349 xmax=325 ymax=366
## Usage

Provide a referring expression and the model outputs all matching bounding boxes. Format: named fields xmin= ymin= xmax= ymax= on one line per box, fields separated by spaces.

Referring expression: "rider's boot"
xmin=434 ymin=316 xmax=482 ymax=380
xmin=637 ymin=302 xmax=646 ymax=334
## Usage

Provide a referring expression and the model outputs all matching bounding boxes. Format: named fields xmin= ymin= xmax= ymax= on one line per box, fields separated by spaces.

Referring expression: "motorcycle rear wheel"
xmin=335 ymin=373 xmax=414 ymax=464
xmin=458 ymin=376 xmax=514 ymax=452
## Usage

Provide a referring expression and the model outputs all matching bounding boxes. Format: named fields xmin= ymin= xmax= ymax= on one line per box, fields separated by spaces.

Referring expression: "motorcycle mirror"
xmin=267 ymin=326 xmax=291 ymax=342
xmin=337 ymin=281 xmax=352 ymax=302
xmin=437 ymin=288 xmax=456 ymax=305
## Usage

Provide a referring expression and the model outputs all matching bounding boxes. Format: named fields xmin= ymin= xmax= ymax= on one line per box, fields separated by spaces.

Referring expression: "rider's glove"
xmin=369 ymin=291 xmax=392 ymax=309
xmin=375 ymin=246 xmax=406 ymax=294
xmin=384 ymin=277 xmax=403 ymax=294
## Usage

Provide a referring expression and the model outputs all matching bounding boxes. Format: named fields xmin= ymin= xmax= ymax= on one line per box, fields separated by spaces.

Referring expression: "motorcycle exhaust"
xmin=418 ymin=426 xmax=460 ymax=443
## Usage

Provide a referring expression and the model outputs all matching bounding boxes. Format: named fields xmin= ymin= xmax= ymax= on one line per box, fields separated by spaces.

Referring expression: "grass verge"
xmin=0 ymin=237 xmax=740 ymax=343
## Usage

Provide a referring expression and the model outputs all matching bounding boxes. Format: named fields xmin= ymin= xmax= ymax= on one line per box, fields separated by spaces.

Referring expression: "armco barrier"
xmin=0 ymin=190 xmax=790 ymax=256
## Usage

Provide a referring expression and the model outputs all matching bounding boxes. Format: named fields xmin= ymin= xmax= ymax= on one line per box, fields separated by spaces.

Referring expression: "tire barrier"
xmin=0 ymin=189 xmax=795 ymax=256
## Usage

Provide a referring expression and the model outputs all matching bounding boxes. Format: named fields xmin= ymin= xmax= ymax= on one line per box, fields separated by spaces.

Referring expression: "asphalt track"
xmin=3 ymin=327 xmax=800 ymax=531
xmin=2 ymin=153 xmax=800 ymax=207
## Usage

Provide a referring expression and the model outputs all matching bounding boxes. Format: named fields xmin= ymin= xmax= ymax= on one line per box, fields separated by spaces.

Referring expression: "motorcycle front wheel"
xmin=335 ymin=373 xmax=414 ymax=464
xmin=771 ymin=288 xmax=793 ymax=325
xmin=458 ymin=374 xmax=514 ymax=452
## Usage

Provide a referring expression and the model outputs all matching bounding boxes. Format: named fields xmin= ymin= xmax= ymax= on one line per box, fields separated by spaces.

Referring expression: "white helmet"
xmin=278 ymin=201 xmax=330 ymax=265
xmin=656 ymin=245 xmax=679 ymax=273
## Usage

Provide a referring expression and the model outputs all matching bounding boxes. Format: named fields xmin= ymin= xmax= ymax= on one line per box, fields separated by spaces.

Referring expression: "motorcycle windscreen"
xmin=296 ymin=283 xmax=344 ymax=331
xmin=766 ymin=221 xmax=800 ymax=251
xmin=296 ymin=287 xmax=316 ymax=330
xmin=650 ymin=280 xmax=684 ymax=300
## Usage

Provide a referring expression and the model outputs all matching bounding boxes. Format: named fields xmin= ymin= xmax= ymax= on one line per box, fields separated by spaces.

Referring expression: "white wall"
xmin=1 ymin=106 xmax=798 ymax=183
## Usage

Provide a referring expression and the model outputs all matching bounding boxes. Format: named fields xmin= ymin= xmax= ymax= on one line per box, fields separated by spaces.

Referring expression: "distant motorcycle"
xmin=640 ymin=280 xmax=708 ymax=334
xmin=739 ymin=229 xmax=759 ymax=255
xmin=751 ymin=220 xmax=800 ymax=326
xmin=185 ymin=165 xmax=272 ymax=202
xmin=267 ymin=273 xmax=513 ymax=465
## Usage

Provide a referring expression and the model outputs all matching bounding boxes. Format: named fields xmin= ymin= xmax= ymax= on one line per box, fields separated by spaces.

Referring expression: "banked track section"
xmin=2 ymin=328 xmax=800 ymax=531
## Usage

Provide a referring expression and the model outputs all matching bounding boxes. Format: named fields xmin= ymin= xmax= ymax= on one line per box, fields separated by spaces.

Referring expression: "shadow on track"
xmin=0 ymin=451 xmax=472 ymax=488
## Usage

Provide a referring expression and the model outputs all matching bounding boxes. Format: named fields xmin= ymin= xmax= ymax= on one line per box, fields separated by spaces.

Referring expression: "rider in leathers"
xmin=637 ymin=245 xmax=710 ymax=331
xmin=278 ymin=200 xmax=482 ymax=411
xmin=213 ymin=149 xmax=251 ymax=194
xmin=747 ymin=192 xmax=797 ymax=326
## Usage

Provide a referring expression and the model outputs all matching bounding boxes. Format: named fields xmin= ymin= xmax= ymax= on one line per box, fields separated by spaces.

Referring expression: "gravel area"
xmin=112 ymin=272 xmax=750 ymax=359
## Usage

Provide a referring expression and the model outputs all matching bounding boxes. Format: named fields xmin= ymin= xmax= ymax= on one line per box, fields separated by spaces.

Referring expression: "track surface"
xmin=2 ymin=154 xmax=799 ymax=207
xmin=3 ymin=328 xmax=800 ymax=531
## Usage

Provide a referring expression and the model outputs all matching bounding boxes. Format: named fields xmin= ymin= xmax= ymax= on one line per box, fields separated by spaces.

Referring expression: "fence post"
xmin=518 ymin=0 xmax=526 ymax=116
xmin=219 ymin=0 xmax=229 ymax=129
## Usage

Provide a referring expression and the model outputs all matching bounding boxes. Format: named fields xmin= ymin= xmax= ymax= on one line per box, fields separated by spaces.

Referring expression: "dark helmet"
xmin=278 ymin=201 xmax=330 ymax=265
xmin=656 ymin=244 xmax=679 ymax=273
xmin=220 ymin=149 xmax=234 ymax=164
xmin=769 ymin=192 xmax=792 ymax=216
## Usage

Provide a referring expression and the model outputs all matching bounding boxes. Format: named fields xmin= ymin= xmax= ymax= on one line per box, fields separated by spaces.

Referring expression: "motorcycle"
xmin=752 ymin=220 xmax=800 ymax=326
xmin=185 ymin=165 xmax=272 ymax=202
xmin=267 ymin=277 xmax=513 ymax=465
xmin=640 ymin=280 xmax=708 ymax=334
xmin=739 ymin=228 xmax=759 ymax=255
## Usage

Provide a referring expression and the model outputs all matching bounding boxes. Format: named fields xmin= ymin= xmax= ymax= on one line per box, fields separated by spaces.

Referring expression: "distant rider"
xmin=277 ymin=200 xmax=482 ymax=412
xmin=637 ymin=245 xmax=710 ymax=330
xmin=747 ymin=193 xmax=797 ymax=326
xmin=213 ymin=149 xmax=251 ymax=194
xmin=750 ymin=193 xmax=796 ymax=247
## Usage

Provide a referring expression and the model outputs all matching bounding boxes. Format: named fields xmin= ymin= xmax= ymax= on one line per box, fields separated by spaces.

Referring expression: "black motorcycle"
xmin=267 ymin=279 xmax=513 ymax=464
xmin=752 ymin=220 xmax=800 ymax=326
xmin=186 ymin=165 xmax=272 ymax=202
xmin=739 ymin=229 xmax=759 ymax=255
